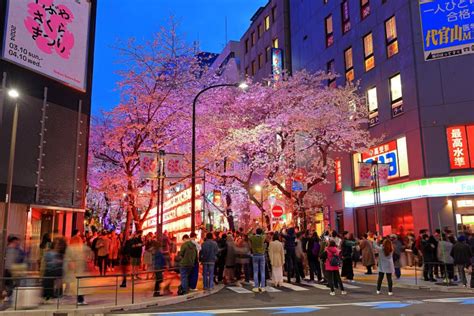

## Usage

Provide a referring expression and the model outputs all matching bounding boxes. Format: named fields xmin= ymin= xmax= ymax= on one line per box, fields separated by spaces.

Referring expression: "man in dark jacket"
xmin=153 ymin=241 xmax=166 ymax=297
xmin=422 ymin=234 xmax=436 ymax=282
xmin=200 ymin=233 xmax=219 ymax=291
xmin=450 ymin=235 xmax=473 ymax=287
xmin=284 ymin=227 xmax=300 ymax=283
xmin=177 ymin=235 xmax=197 ymax=295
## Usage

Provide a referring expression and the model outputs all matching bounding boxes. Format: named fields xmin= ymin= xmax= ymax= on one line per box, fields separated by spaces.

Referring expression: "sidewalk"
xmin=353 ymin=266 xmax=474 ymax=293
xmin=0 ymin=272 xmax=224 ymax=316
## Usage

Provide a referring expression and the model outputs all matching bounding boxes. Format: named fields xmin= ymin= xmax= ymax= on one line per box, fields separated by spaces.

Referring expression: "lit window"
xmin=251 ymin=31 xmax=256 ymax=46
xmin=245 ymin=39 xmax=249 ymax=53
xmin=390 ymin=73 xmax=403 ymax=117
xmin=327 ymin=59 xmax=336 ymax=88
xmin=252 ymin=60 xmax=257 ymax=76
xmin=361 ymin=0 xmax=370 ymax=20
xmin=273 ymin=38 xmax=279 ymax=49
xmin=363 ymin=32 xmax=375 ymax=72
xmin=325 ymin=15 xmax=334 ymax=47
xmin=266 ymin=46 xmax=271 ymax=63
xmin=258 ymin=53 xmax=264 ymax=69
xmin=385 ymin=16 xmax=399 ymax=58
xmin=367 ymin=86 xmax=379 ymax=126
xmin=341 ymin=0 xmax=351 ymax=34
xmin=344 ymin=47 xmax=354 ymax=82
xmin=265 ymin=16 xmax=270 ymax=30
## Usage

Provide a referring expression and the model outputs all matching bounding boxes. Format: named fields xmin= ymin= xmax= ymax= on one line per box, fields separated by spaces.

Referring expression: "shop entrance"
xmin=356 ymin=202 xmax=414 ymax=237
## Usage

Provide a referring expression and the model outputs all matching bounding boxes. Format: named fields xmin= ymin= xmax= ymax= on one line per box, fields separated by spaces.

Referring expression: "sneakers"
xmin=77 ymin=301 xmax=88 ymax=306
xmin=252 ymin=287 xmax=260 ymax=293
xmin=259 ymin=287 xmax=266 ymax=293
xmin=341 ymin=291 xmax=347 ymax=295
xmin=376 ymin=290 xmax=381 ymax=295
xmin=388 ymin=292 xmax=393 ymax=296
xmin=329 ymin=291 xmax=336 ymax=296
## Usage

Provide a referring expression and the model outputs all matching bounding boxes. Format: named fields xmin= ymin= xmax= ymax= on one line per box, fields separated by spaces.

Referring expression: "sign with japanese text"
xmin=419 ymin=0 xmax=474 ymax=61
xmin=362 ymin=140 xmax=402 ymax=180
xmin=2 ymin=0 xmax=91 ymax=91
xmin=335 ymin=159 xmax=342 ymax=192
xmin=139 ymin=152 xmax=158 ymax=180
xmin=271 ymin=48 xmax=283 ymax=81
xmin=446 ymin=125 xmax=471 ymax=169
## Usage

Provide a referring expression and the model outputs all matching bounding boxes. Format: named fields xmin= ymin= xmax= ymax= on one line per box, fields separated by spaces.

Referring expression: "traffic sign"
xmin=272 ymin=205 xmax=284 ymax=217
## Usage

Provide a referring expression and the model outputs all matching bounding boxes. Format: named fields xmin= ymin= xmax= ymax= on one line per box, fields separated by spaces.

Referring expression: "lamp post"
xmin=1 ymin=89 xmax=20 ymax=282
xmin=254 ymin=185 xmax=264 ymax=224
xmin=191 ymin=82 xmax=248 ymax=233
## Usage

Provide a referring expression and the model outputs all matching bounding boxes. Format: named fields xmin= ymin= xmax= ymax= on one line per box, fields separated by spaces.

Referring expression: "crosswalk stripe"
xmin=264 ymin=286 xmax=282 ymax=292
xmin=301 ymin=282 xmax=329 ymax=290
xmin=279 ymin=282 xmax=309 ymax=291
xmin=343 ymin=283 xmax=360 ymax=289
xmin=227 ymin=286 xmax=253 ymax=294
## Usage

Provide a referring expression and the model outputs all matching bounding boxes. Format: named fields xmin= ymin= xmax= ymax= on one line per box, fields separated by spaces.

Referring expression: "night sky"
xmin=92 ymin=0 xmax=267 ymax=115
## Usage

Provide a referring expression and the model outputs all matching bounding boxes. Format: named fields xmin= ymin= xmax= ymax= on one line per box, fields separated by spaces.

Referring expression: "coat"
xmin=437 ymin=240 xmax=454 ymax=264
xmin=450 ymin=241 xmax=473 ymax=265
xmin=235 ymin=239 xmax=251 ymax=265
xmin=268 ymin=240 xmax=285 ymax=268
xmin=108 ymin=236 xmax=120 ymax=260
xmin=359 ymin=239 xmax=375 ymax=266
xmin=178 ymin=241 xmax=197 ymax=267
xmin=325 ymin=246 xmax=341 ymax=271
xmin=96 ymin=236 xmax=110 ymax=257
xmin=225 ymin=238 xmax=236 ymax=267
xmin=375 ymin=244 xmax=395 ymax=274
xmin=200 ymin=239 xmax=219 ymax=263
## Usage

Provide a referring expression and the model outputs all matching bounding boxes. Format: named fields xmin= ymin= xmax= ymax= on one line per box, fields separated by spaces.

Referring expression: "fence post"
xmin=131 ymin=273 xmax=135 ymax=304
xmin=76 ymin=277 xmax=80 ymax=308
xmin=115 ymin=275 xmax=118 ymax=306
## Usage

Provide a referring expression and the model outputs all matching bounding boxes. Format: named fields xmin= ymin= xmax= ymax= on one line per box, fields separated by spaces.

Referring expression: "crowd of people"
xmin=4 ymin=225 xmax=474 ymax=305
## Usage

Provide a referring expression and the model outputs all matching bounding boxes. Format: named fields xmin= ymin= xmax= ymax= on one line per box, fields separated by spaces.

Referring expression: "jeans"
xmin=189 ymin=261 xmax=199 ymax=289
xmin=179 ymin=267 xmax=192 ymax=293
xmin=377 ymin=272 xmax=393 ymax=292
xmin=252 ymin=254 xmax=265 ymax=288
xmin=203 ymin=263 xmax=215 ymax=290
xmin=328 ymin=270 xmax=344 ymax=292
xmin=98 ymin=255 xmax=108 ymax=276
xmin=456 ymin=265 xmax=467 ymax=286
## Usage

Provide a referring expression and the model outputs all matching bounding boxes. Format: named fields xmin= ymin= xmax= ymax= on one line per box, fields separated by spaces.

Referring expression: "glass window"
xmin=266 ymin=46 xmax=271 ymax=63
xmin=251 ymin=32 xmax=256 ymax=46
xmin=363 ymin=33 xmax=375 ymax=72
xmin=361 ymin=0 xmax=370 ymax=20
xmin=251 ymin=60 xmax=257 ymax=76
xmin=327 ymin=59 xmax=336 ymax=88
xmin=385 ymin=16 xmax=399 ymax=58
xmin=390 ymin=73 xmax=403 ymax=117
xmin=273 ymin=38 xmax=279 ymax=49
xmin=325 ymin=15 xmax=334 ymax=47
xmin=258 ymin=53 xmax=264 ymax=69
xmin=265 ymin=16 xmax=271 ymax=30
xmin=341 ymin=0 xmax=351 ymax=34
xmin=344 ymin=47 xmax=354 ymax=82
xmin=367 ymin=86 xmax=379 ymax=126
xmin=245 ymin=39 xmax=249 ymax=53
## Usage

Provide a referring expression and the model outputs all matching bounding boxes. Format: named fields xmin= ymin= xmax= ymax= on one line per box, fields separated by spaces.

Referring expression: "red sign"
xmin=272 ymin=205 xmax=284 ymax=218
xmin=361 ymin=140 xmax=398 ymax=160
xmin=447 ymin=126 xmax=470 ymax=169
xmin=335 ymin=159 xmax=342 ymax=192
xmin=467 ymin=125 xmax=474 ymax=168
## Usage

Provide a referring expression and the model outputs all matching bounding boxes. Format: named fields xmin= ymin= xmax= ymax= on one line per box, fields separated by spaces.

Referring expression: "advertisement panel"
xmin=419 ymin=0 xmax=474 ymax=61
xmin=139 ymin=152 xmax=158 ymax=180
xmin=446 ymin=125 xmax=473 ymax=169
xmin=271 ymin=48 xmax=283 ymax=81
xmin=2 ymin=0 xmax=91 ymax=91
xmin=362 ymin=140 xmax=400 ymax=179
xmin=335 ymin=159 xmax=342 ymax=192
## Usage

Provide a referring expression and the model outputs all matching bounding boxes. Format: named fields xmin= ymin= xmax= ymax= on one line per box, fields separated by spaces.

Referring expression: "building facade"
xmin=291 ymin=0 xmax=474 ymax=236
xmin=0 ymin=0 xmax=97 ymax=241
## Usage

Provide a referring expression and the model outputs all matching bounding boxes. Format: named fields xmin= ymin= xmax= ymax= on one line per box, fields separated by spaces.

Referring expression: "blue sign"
xmin=419 ymin=0 xmax=474 ymax=60
xmin=292 ymin=181 xmax=304 ymax=191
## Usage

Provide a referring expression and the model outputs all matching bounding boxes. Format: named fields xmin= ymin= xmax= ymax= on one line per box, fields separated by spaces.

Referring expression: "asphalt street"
xmin=108 ymin=281 xmax=474 ymax=316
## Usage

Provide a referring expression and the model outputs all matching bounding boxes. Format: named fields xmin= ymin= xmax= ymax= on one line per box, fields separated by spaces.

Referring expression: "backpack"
xmin=330 ymin=252 xmax=341 ymax=267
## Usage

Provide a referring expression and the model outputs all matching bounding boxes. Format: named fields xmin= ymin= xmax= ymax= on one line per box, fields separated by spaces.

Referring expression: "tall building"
xmin=240 ymin=0 xmax=292 ymax=82
xmin=0 ymin=0 xmax=97 ymax=240
xmin=291 ymin=0 xmax=474 ymax=236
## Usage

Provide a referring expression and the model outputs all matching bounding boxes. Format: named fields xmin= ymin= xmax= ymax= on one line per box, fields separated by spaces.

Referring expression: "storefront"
xmin=453 ymin=198 xmax=474 ymax=233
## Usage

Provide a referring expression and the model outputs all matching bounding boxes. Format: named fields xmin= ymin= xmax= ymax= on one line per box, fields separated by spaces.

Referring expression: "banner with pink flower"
xmin=2 ymin=0 xmax=91 ymax=91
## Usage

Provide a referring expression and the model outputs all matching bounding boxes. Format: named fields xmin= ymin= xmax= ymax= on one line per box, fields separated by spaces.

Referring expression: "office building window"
xmin=385 ymin=16 xmax=399 ymax=58
xmin=341 ymin=0 xmax=351 ymax=34
xmin=258 ymin=24 xmax=263 ymax=38
xmin=361 ymin=0 xmax=370 ymax=20
xmin=344 ymin=47 xmax=354 ymax=82
xmin=273 ymin=37 xmax=279 ymax=49
xmin=245 ymin=39 xmax=249 ymax=53
xmin=367 ymin=86 xmax=379 ymax=127
xmin=325 ymin=15 xmax=334 ymax=47
xmin=327 ymin=59 xmax=336 ymax=88
xmin=272 ymin=6 xmax=277 ymax=22
xmin=258 ymin=54 xmax=264 ymax=69
xmin=251 ymin=31 xmax=256 ymax=46
xmin=363 ymin=32 xmax=375 ymax=72
xmin=251 ymin=60 xmax=257 ymax=76
xmin=266 ymin=46 xmax=271 ymax=63
xmin=265 ymin=15 xmax=271 ymax=30
xmin=390 ymin=73 xmax=403 ymax=117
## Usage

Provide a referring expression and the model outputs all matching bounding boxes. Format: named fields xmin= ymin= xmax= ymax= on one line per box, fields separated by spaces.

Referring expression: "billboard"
xmin=2 ymin=0 xmax=91 ymax=91
xmin=271 ymin=48 xmax=283 ymax=81
xmin=419 ymin=0 xmax=474 ymax=61
xmin=446 ymin=125 xmax=474 ymax=169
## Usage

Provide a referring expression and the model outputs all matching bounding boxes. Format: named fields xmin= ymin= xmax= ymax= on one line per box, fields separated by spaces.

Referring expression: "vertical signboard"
xmin=446 ymin=125 xmax=470 ymax=169
xmin=335 ymin=159 xmax=342 ymax=192
xmin=2 ymin=0 xmax=91 ymax=91
xmin=271 ymin=48 xmax=283 ymax=81
xmin=419 ymin=0 xmax=474 ymax=61
xmin=139 ymin=152 xmax=158 ymax=180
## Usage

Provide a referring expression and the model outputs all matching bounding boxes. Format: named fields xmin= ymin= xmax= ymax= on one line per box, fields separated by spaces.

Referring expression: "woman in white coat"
xmin=268 ymin=233 xmax=285 ymax=287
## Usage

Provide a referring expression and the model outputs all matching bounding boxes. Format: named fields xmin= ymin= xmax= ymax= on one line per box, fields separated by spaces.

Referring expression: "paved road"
xmin=108 ymin=280 xmax=474 ymax=315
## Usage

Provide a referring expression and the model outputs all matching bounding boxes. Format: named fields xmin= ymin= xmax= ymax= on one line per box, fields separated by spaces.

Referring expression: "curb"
xmin=0 ymin=285 xmax=224 ymax=316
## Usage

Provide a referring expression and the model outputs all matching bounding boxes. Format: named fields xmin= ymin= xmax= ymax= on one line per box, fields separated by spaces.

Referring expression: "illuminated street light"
xmin=7 ymin=89 xmax=19 ymax=99
xmin=238 ymin=82 xmax=249 ymax=90
xmin=254 ymin=185 xmax=262 ymax=192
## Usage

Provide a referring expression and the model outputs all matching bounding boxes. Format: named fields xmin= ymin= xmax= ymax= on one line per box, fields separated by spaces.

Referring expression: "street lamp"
xmin=1 ymin=89 xmax=20 ymax=284
xmin=191 ymin=82 xmax=248 ymax=233
xmin=254 ymin=185 xmax=264 ymax=224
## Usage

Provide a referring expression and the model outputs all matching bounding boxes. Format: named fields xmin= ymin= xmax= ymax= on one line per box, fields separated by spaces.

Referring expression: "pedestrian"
xmin=268 ymin=232 xmax=285 ymax=287
xmin=188 ymin=232 xmax=202 ymax=290
xmin=295 ymin=232 xmax=306 ymax=281
xmin=306 ymin=232 xmax=322 ymax=282
xmin=283 ymin=227 xmax=300 ymax=284
xmin=130 ymin=231 xmax=144 ymax=279
xmin=341 ymin=232 xmax=355 ymax=282
xmin=4 ymin=235 xmax=26 ymax=302
xmin=359 ymin=233 xmax=376 ymax=275
xmin=437 ymin=234 xmax=454 ymax=281
xmin=42 ymin=237 xmax=66 ymax=302
xmin=176 ymin=234 xmax=197 ymax=295
xmin=216 ymin=233 xmax=227 ymax=284
xmin=64 ymin=230 xmax=87 ymax=305
xmin=96 ymin=231 xmax=110 ymax=276
xmin=390 ymin=234 xmax=404 ymax=279
xmin=120 ymin=235 xmax=132 ymax=287
xmin=450 ymin=235 xmax=473 ymax=288
xmin=143 ymin=233 xmax=154 ymax=279
xmin=200 ymin=232 xmax=219 ymax=291
xmin=235 ymin=234 xmax=251 ymax=285
xmin=249 ymin=227 xmax=266 ymax=292
xmin=374 ymin=238 xmax=395 ymax=295
xmin=422 ymin=234 xmax=437 ymax=282
xmin=39 ymin=233 xmax=52 ymax=272
xmin=325 ymin=240 xmax=346 ymax=296
xmin=224 ymin=234 xmax=237 ymax=284
xmin=108 ymin=231 xmax=120 ymax=272
xmin=152 ymin=240 xmax=166 ymax=297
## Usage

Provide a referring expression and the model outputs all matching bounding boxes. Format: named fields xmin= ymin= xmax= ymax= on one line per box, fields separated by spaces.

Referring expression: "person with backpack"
xmin=307 ymin=232 xmax=322 ymax=282
xmin=176 ymin=234 xmax=197 ymax=295
xmin=374 ymin=238 xmax=395 ymax=295
xmin=325 ymin=240 xmax=345 ymax=295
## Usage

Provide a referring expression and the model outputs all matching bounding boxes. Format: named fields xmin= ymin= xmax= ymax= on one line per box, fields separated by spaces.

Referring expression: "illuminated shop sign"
xmin=419 ymin=0 xmax=474 ymax=61
xmin=335 ymin=159 xmax=342 ymax=192
xmin=271 ymin=48 xmax=283 ymax=81
xmin=446 ymin=125 xmax=474 ymax=169
xmin=345 ymin=175 xmax=474 ymax=208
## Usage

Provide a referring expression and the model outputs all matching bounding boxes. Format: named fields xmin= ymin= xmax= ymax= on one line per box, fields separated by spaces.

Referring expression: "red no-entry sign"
xmin=272 ymin=205 xmax=284 ymax=217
